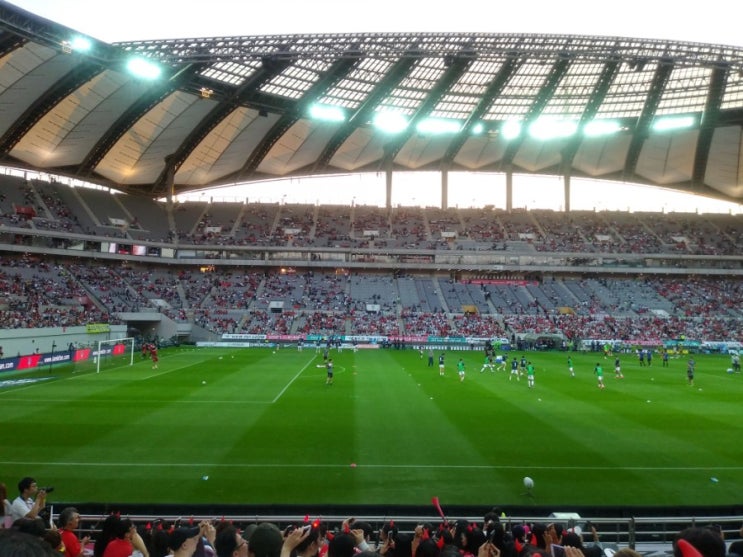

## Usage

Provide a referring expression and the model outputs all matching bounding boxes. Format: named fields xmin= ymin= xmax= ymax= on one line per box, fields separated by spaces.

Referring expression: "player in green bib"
xmin=526 ymin=362 xmax=535 ymax=388
xmin=594 ymin=362 xmax=605 ymax=389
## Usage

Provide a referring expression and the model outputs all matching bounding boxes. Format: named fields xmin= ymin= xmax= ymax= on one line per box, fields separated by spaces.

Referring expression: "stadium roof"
xmin=1 ymin=0 xmax=743 ymax=204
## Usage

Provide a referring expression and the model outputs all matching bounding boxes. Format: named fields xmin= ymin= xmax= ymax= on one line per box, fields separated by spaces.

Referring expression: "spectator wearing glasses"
xmin=215 ymin=526 xmax=249 ymax=557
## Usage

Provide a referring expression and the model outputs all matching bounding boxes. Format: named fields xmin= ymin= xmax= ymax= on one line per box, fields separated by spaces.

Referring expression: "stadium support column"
xmin=164 ymin=155 xmax=177 ymax=233
xmin=386 ymin=168 xmax=392 ymax=210
xmin=506 ymin=169 xmax=513 ymax=212
xmin=441 ymin=170 xmax=448 ymax=210
xmin=563 ymin=173 xmax=571 ymax=212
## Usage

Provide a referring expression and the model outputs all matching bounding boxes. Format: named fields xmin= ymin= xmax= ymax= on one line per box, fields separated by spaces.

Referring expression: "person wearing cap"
xmin=248 ymin=523 xmax=283 ymax=557
xmin=170 ymin=526 xmax=203 ymax=557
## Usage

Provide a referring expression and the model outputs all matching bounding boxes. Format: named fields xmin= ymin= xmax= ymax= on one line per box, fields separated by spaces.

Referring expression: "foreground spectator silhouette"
xmin=673 ymin=528 xmax=726 ymax=557
xmin=248 ymin=524 xmax=282 ymax=557
xmin=0 ymin=529 xmax=57 ymax=557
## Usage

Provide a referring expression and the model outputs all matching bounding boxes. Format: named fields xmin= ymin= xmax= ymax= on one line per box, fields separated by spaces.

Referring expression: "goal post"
xmin=95 ymin=337 xmax=136 ymax=373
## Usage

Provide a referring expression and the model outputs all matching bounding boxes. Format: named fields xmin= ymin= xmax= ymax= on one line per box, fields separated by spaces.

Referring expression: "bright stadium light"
xmin=70 ymin=36 xmax=93 ymax=53
xmin=373 ymin=111 xmax=409 ymax=133
xmin=415 ymin=117 xmax=462 ymax=135
xmin=309 ymin=103 xmax=346 ymax=122
xmin=501 ymin=119 xmax=522 ymax=140
xmin=126 ymin=57 xmax=162 ymax=80
xmin=652 ymin=115 xmax=696 ymax=132
xmin=528 ymin=117 xmax=578 ymax=140
xmin=583 ymin=119 xmax=622 ymax=137
xmin=471 ymin=122 xmax=485 ymax=135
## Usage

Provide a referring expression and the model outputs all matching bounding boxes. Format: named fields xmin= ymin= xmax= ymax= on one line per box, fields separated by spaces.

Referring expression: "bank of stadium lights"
xmin=652 ymin=115 xmax=696 ymax=132
xmin=370 ymin=113 xmax=467 ymax=135
xmin=415 ymin=118 xmax=462 ymax=135
xmin=583 ymin=120 xmax=622 ymax=137
xmin=501 ymin=120 xmax=522 ymax=140
xmin=528 ymin=118 xmax=578 ymax=140
xmin=61 ymin=36 xmax=92 ymax=54
xmin=373 ymin=111 xmax=408 ymax=133
xmin=126 ymin=57 xmax=162 ymax=80
xmin=308 ymin=104 xmax=346 ymax=122
xmin=501 ymin=117 xmax=626 ymax=141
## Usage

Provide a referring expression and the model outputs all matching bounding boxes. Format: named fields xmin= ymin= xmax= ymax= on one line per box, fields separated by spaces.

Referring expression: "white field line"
xmin=0 ymin=461 xmax=740 ymax=471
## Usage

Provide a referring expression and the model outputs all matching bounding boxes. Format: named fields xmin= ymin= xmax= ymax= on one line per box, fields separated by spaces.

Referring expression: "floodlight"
xmin=309 ymin=104 xmax=346 ymax=122
xmin=70 ymin=36 xmax=92 ymax=53
xmin=501 ymin=120 xmax=522 ymax=140
xmin=652 ymin=115 xmax=696 ymax=132
xmin=373 ymin=111 xmax=408 ymax=133
xmin=415 ymin=118 xmax=462 ymax=135
xmin=471 ymin=122 xmax=485 ymax=135
xmin=528 ymin=117 xmax=577 ymax=140
xmin=126 ymin=57 xmax=162 ymax=80
xmin=583 ymin=120 xmax=622 ymax=137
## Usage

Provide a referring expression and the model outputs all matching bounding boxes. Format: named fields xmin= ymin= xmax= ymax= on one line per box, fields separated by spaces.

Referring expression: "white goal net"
xmin=95 ymin=337 xmax=136 ymax=373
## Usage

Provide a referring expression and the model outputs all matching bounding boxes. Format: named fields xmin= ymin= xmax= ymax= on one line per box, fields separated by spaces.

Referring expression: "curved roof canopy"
xmin=1 ymin=0 xmax=743 ymax=203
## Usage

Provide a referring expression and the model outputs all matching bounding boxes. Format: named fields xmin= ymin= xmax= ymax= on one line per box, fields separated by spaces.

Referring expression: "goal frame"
xmin=95 ymin=337 xmax=136 ymax=373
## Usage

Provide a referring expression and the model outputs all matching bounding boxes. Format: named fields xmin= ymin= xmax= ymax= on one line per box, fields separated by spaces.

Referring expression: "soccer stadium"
xmin=0 ymin=1 xmax=742 ymax=556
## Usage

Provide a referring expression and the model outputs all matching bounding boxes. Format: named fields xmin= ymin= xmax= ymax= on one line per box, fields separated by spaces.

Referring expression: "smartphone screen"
xmin=551 ymin=544 xmax=566 ymax=557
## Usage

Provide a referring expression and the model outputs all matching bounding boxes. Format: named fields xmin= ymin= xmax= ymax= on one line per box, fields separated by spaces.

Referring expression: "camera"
xmin=40 ymin=486 xmax=54 ymax=494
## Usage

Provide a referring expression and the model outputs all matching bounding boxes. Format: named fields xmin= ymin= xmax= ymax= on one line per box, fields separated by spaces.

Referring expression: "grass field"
xmin=1 ymin=345 xmax=742 ymax=509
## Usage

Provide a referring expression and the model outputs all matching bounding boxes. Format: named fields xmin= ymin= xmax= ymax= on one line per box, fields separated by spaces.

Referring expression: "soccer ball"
xmin=523 ymin=476 xmax=534 ymax=489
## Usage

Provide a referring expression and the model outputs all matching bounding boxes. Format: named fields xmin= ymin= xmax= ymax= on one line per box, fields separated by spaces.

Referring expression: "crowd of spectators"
xmin=2 ymin=175 xmax=743 ymax=256
xmin=1 ymin=177 xmax=742 ymax=340
xmin=2 ymin=478 xmax=743 ymax=557
xmin=0 ymin=252 xmax=741 ymax=342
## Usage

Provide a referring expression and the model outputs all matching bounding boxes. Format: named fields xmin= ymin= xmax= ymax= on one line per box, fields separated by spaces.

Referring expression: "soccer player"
xmin=510 ymin=357 xmax=520 ymax=381
xmin=567 ymin=356 xmax=575 ymax=377
xmin=457 ymin=358 xmax=466 ymax=382
xmin=519 ymin=355 xmax=527 ymax=376
xmin=594 ymin=362 xmax=605 ymax=389
xmin=526 ymin=361 xmax=535 ymax=388
xmin=614 ymin=356 xmax=623 ymax=378
xmin=687 ymin=358 xmax=695 ymax=386
xmin=150 ymin=344 xmax=159 ymax=369
xmin=326 ymin=358 xmax=334 ymax=385
xmin=438 ymin=353 xmax=445 ymax=376
xmin=480 ymin=355 xmax=494 ymax=373
xmin=494 ymin=353 xmax=506 ymax=372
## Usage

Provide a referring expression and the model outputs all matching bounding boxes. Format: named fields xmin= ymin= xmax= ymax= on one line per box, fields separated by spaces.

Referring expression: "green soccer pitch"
xmin=1 ymin=346 xmax=741 ymax=508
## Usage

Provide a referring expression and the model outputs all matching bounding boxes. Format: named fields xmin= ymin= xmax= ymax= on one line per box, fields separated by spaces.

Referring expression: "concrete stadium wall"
xmin=0 ymin=324 xmax=128 ymax=358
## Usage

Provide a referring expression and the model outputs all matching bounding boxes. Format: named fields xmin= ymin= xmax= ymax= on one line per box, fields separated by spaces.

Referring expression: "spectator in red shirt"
xmin=59 ymin=507 xmax=90 ymax=557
